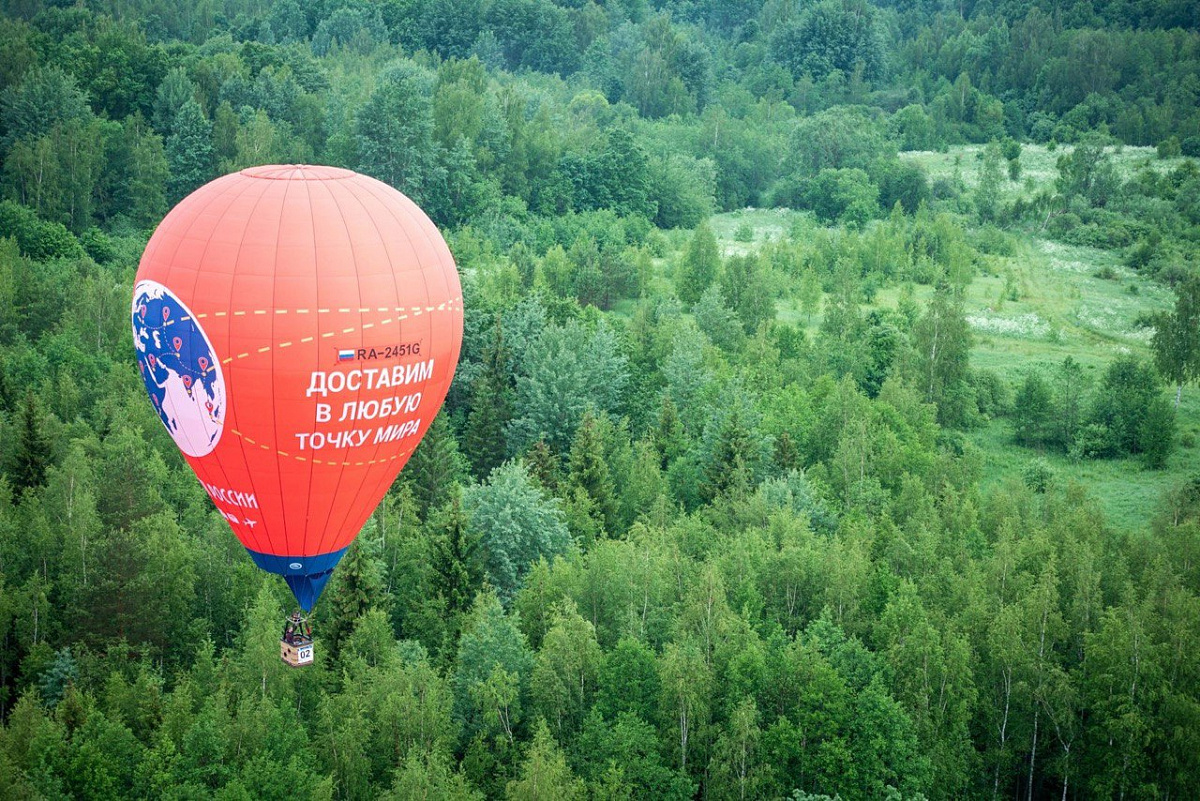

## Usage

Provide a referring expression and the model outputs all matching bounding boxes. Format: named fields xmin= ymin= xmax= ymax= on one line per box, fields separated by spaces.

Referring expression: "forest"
xmin=1 ymin=0 xmax=1200 ymax=798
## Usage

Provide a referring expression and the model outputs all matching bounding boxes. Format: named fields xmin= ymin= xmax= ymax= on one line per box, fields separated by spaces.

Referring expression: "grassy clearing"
xmin=709 ymin=207 xmax=803 ymax=256
xmin=706 ymin=145 xmax=1198 ymax=531
xmin=901 ymin=143 xmax=1184 ymax=196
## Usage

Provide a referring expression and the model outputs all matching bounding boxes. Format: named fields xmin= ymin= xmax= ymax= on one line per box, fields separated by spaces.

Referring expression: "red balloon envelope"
xmin=131 ymin=165 xmax=462 ymax=610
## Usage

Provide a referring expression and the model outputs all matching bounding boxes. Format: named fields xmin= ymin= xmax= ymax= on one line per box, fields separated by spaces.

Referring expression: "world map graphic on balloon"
xmin=131 ymin=280 xmax=226 ymax=457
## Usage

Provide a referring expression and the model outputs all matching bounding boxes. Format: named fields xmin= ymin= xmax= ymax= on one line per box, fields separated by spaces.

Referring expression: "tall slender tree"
xmin=1151 ymin=276 xmax=1200 ymax=408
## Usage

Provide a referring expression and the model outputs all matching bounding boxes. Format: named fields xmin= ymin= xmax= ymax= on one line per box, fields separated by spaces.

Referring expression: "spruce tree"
xmin=429 ymin=491 xmax=483 ymax=628
xmin=773 ymin=431 xmax=799 ymax=472
xmin=404 ymin=412 xmax=466 ymax=519
xmin=566 ymin=410 xmax=617 ymax=536
xmin=321 ymin=537 xmax=385 ymax=660
xmin=464 ymin=317 xmax=513 ymax=479
xmin=524 ymin=438 xmax=561 ymax=493
xmin=654 ymin=394 xmax=685 ymax=467
xmin=12 ymin=391 xmax=51 ymax=495
xmin=702 ymin=409 xmax=756 ymax=503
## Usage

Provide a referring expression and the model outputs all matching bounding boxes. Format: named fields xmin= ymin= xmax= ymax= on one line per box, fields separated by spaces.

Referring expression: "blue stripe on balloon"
xmin=245 ymin=545 xmax=349 ymax=611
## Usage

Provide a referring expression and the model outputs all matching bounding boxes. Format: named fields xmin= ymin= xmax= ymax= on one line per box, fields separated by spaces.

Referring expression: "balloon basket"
xmin=281 ymin=634 xmax=314 ymax=667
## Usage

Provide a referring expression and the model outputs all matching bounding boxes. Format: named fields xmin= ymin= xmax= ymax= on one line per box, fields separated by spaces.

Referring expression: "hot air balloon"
xmin=131 ymin=165 xmax=462 ymax=664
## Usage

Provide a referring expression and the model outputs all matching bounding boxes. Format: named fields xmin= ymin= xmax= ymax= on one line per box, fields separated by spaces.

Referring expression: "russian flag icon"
xmin=338 ymin=348 xmax=356 ymax=361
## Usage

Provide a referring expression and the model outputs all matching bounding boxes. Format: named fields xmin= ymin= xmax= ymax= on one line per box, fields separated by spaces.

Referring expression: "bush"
xmin=973 ymin=226 xmax=1016 ymax=256
xmin=1139 ymin=396 xmax=1175 ymax=469
xmin=972 ymin=369 xmax=1011 ymax=418
xmin=80 ymin=228 xmax=116 ymax=264
xmin=1022 ymin=458 xmax=1055 ymax=493
xmin=0 ymin=201 xmax=84 ymax=260
xmin=1181 ymin=137 xmax=1200 ymax=157
xmin=1071 ymin=423 xmax=1113 ymax=460
xmin=1158 ymin=136 xmax=1182 ymax=159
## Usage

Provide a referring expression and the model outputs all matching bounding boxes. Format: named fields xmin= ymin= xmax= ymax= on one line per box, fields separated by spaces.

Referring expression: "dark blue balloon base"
xmin=245 ymin=546 xmax=349 ymax=612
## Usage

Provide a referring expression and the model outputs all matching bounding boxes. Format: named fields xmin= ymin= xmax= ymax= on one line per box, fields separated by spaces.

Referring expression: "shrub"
xmin=1022 ymin=458 xmax=1055 ymax=492
xmin=1158 ymin=136 xmax=1182 ymax=159
xmin=0 ymin=201 xmax=84 ymax=260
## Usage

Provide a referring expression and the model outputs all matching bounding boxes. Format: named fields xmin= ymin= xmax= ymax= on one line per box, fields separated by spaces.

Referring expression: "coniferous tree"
xmin=322 ymin=537 xmax=385 ymax=660
xmin=429 ymin=491 xmax=483 ymax=633
xmin=11 ymin=391 xmax=50 ymax=495
xmin=773 ymin=430 xmax=799 ymax=472
xmin=405 ymin=412 xmax=467 ymax=519
xmin=701 ymin=408 xmax=756 ymax=503
xmin=465 ymin=317 xmax=514 ymax=479
xmin=524 ymin=438 xmax=561 ymax=494
xmin=566 ymin=410 xmax=617 ymax=537
xmin=654 ymin=394 xmax=686 ymax=468
xmin=506 ymin=719 xmax=586 ymax=800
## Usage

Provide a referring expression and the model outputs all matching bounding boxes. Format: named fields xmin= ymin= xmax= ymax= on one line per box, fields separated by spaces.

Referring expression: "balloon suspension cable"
xmin=281 ymin=609 xmax=314 ymax=645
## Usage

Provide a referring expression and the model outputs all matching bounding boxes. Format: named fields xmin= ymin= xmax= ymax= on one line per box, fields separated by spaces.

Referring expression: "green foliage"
xmin=454 ymin=589 xmax=533 ymax=743
xmin=803 ymin=168 xmax=880 ymax=227
xmin=1088 ymin=356 xmax=1171 ymax=458
xmin=0 ymin=201 xmax=82 ymax=259
xmin=405 ymin=412 xmax=468 ymax=518
xmin=1152 ymin=276 xmax=1200 ymax=407
xmin=355 ymin=62 xmax=445 ymax=217
xmin=1 ymin=3 xmax=1199 ymax=797
xmin=904 ymin=286 xmax=974 ymax=428
xmin=507 ymin=319 xmax=628 ymax=455
xmin=770 ymin=0 xmax=886 ymax=85
xmin=1055 ymin=136 xmax=1121 ymax=208
xmin=9 ymin=390 xmax=50 ymax=495
xmin=322 ymin=537 xmax=386 ymax=660
xmin=463 ymin=461 xmax=571 ymax=599
xmin=164 ymin=99 xmax=213 ymax=205
xmin=676 ymin=221 xmax=720 ymax=305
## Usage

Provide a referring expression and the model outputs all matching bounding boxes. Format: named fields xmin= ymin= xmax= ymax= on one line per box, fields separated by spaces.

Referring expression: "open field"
xmin=709 ymin=146 xmax=1199 ymax=531
xmin=901 ymin=142 xmax=1187 ymax=195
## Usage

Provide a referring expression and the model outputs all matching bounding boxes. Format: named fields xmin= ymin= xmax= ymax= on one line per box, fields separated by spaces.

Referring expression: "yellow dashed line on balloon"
xmin=193 ymin=299 xmax=460 ymax=321
xmin=189 ymin=298 xmax=462 ymax=368
xmin=231 ymin=428 xmax=413 ymax=465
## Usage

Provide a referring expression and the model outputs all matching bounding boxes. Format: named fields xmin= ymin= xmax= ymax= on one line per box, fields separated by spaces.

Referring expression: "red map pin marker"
xmin=162 ymin=308 xmax=170 ymax=322
xmin=148 ymin=354 xmax=157 ymax=367
xmin=182 ymin=375 xmax=193 ymax=389
xmin=198 ymin=356 xmax=209 ymax=371
xmin=173 ymin=336 xmax=183 ymax=351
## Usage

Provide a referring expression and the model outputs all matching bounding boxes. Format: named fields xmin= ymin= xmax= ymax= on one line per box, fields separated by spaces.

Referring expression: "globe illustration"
xmin=131 ymin=280 xmax=226 ymax=457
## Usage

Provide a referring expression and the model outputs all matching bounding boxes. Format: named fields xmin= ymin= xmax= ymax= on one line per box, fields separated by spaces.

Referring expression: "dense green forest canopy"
xmin=1 ymin=0 xmax=1200 ymax=798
